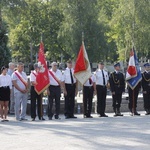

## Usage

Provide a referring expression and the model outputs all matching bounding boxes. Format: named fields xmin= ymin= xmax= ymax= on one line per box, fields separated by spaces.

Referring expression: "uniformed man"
xmin=30 ymin=63 xmax=45 ymax=121
xmin=83 ymin=74 xmax=96 ymax=118
xmin=128 ymin=82 xmax=141 ymax=116
xmin=95 ymin=62 xmax=109 ymax=117
xmin=47 ymin=62 xmax=62 ymax=120
xmin=109 ymin=62 xmax=125 ymax=116
xmin=62 ymin=59 xmax=78 ymax=119
xmin=142 ymin=63 xmax=150 ymax=115
xmin=12 ymin=62 xmax=28 ymax=121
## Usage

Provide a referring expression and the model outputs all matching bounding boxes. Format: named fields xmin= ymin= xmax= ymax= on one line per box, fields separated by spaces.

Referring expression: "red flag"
xmin=35 ymin=42 xmax=50 ymax=94
xmin=126 ymin=50 xmax=137 ymax=80
xmin=74 ymin=42 xmax=92 ymax=85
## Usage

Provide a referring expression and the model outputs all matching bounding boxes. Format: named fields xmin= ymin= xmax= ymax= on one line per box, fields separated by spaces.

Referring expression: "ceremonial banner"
xmin=35 ymin=42 xmax=50 ymax=94
xmin=126 ymin=47 xmax=142 ymax=89
xmin=74 ymin=42 xmax=92 ymax=85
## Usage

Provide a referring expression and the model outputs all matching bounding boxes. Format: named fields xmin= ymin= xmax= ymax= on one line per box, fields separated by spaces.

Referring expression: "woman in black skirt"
xmin=0 ymin=66 xmax=12 ymax=122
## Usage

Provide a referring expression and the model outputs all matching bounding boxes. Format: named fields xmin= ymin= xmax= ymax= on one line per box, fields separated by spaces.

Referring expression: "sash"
xmin=32 ymin=71 xmax=37 ymax=77
xmin=15 ymin=72 xmax=28 ymax=88
xmin=49 ymin=70 xmax=60 ymax=85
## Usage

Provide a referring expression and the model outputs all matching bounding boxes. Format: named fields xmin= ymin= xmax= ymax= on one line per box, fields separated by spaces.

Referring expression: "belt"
xmin=50 ymin=85 xmax=60 ymax=87
xmin=65 ymin=83 xmax=75 ymax=86
xmin=84 ymin=86 xmax=93 ymax=88
xmin=1 ymin=86 xmax=9 ymax=88
xmin=96 ymin=85 xmax=106 ymax=88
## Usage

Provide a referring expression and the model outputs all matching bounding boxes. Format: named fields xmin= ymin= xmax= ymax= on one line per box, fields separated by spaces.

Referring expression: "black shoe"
xmin=32 ymin=118 xmax=35 ymax=121
xmin=145 ymin=112 xmax=150 ymax=115
xmin=114 ymin=113 xmax=123 ymax=117
xmin=65 ymin=116 xmax=70 ymax=119
xmin=20 ymin=118 xmax=28 ymax=121
xmin=145 ymin=111 xmax=150 ymax=115
xmin=99 ymin=114 xmax=108 ymax=117
xmin=86 ymin=115 xmax=93 ymax=118
xmin=39 ymin=117 xmax=45 ymax=121
xmin=55 ymin=115 xmax=61 ymax=120
xmin=70 ymin=116 xmax=77 ymax=119
xmin=134 ymin=111 xmax=140 ymax=116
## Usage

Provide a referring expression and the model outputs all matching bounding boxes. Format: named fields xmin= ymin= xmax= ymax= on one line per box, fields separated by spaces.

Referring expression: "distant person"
xmin=7 ymin=62 xmax=15 ymax=114
xmin=109 ymin=62 xmax=125 ymax=116
xmin=0 ymin=66 xmax=12 ymax=122
xmin=47 ymin=62 xmax=62 ymax=120
xmin=30 ymin=63 xmax=45 ymax=121
xmin=95 ymin=62 xmax=109 ymax=117
xmin=62 ymin=59 xmax=78 ymax=119
xmin=83 ymin=74 xmax=96 ymax=118
xmin=141 ymin=63 xmax=150 ymax=115
xmin=12 ymin=62 xmax=28 ymax=121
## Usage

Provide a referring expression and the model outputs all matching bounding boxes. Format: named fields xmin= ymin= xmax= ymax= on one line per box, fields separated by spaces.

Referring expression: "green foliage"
xmin=1 ymin=0 xmax=150 ymax=64
xmin=0 ymin=18 xmax=10 ymax=67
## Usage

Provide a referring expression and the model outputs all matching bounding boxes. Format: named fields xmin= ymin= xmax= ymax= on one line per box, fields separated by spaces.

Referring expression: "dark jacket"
xmin=109 ymin=71 xmax=125 ymax=94
xmin=142 ymin=71 xmax=150 ymax=92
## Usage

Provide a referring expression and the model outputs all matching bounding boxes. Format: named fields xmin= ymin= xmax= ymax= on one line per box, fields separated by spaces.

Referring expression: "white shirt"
xmin=12 ymin=71 xmax=28 ymax=93
xmin=95 ymin=69 xmax=109 ymax=85
xmin=62 ymin=67 xmax=76 ymax=84
xmin=84 ymin=74 xmax=96 ymax=87
xmin=30 ymin=70 xmax=37 ymax=82
xmin=0 ymin=74 xmax=12 ymax=89
xmin=48 ymin=69 xmax=62 ymax=86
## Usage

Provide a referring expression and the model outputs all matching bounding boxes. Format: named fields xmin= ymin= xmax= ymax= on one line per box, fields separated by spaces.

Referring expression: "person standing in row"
xmin=142 ymin=63 xmax=150 ymax=115
xmin=30 ymin=63 xmax=45 ymax=121
xmin=128 ymin=82 xmax=141 ymax=116
xmin=95 ymin=62 xmax=109 ymax=117
xmin=0 ymin=66 xmax=12 ymax=122
xmin=109 ymin=62 xmax=125 ymax=116
xmin=7 ymin=62 xmax=15 ymax=114
xmin=62 ymin=59 xmax=78 ymax=119
xmin=47 ymin=62 xmax=62 ymax=120
xmin=12 ymin=62 xmax=28 ymax=121
xmin=83 ymin=74 xmax=96 ymax=118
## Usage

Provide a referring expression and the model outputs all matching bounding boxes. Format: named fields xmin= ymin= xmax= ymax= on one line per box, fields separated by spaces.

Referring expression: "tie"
xmin=70 ymin=69 xmax=74 ymax=84
xmin=102 ymin=70 xmax=106 ymax=85
xmin=89 ymin=78 xmax=92 ymax=85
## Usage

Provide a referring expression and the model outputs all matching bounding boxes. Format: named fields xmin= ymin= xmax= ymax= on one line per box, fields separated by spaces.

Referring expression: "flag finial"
xmin=82 ymin=32 xmax=84 ymax=42
xmin=41 ymin=33 xmax=43 ymax=42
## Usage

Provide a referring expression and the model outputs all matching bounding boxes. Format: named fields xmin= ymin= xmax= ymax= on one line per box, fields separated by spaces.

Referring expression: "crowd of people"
xmin=0 ymin=60 xmax=150 ymax=122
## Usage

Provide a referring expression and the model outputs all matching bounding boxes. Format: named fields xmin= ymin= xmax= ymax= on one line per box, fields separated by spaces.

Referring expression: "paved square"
xmin=0 ymin=112 xmax=150 ymax=150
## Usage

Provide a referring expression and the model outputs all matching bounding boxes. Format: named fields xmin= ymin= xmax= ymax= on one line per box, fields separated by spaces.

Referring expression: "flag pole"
xmin=40 ymin=32 xmax=43 ymax=119
xmin=132 ymin=89 xmax=135 ymax=116
xmin=41 ymin=33 xmax=43 ymax=42
xmin=82 ymin=31 xmax=85 ymax=117
xmin=82 ymin=32 xmax=84 ymax=43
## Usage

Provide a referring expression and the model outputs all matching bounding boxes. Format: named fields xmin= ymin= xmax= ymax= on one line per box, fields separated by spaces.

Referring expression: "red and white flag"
xmin=126 ymin=50 xmax=137 ymax=80
xmin=35 ymin=42 xmax=50 ymax=95
xmin=74 ymin=42 xmax=92 ymax=85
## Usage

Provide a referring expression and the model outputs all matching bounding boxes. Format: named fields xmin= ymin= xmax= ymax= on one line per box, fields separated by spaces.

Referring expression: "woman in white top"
xmin=0 ymin=66 xmax=12 ymax=122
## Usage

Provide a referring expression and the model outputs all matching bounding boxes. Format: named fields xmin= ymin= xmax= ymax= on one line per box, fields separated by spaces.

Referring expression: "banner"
xmin=74 ymin=42 xmax=92 ymax=85
xmin=35 ymin=42 xmax=50 ymax=94
xmin=126 ymin=47 xmax=142 ymax=89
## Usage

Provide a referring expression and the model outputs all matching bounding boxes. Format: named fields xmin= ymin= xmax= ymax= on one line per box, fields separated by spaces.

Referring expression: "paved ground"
xmin=0 ymin=112 xmax=150 ymax=150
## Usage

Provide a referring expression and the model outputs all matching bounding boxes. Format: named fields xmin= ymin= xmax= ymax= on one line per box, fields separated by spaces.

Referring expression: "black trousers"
xmin=96 ymin=85 xmax=107 ymax=115
xmin=48 ymin=85 xmax=61 ymax=117
xmin=83 ymin=86 xmax=94 ymax=116
xmin=128 ymin=88 xmax=139 ymax=111
xmin=112 ymin=93 xmax=122 ymax=109
xmin=30 ymin=86 xmax=42 ymax=119
xmin=64 ymin=84 xmax=76 ymax=117
xmin=143 ymin=91 xmax=150 ymax=111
